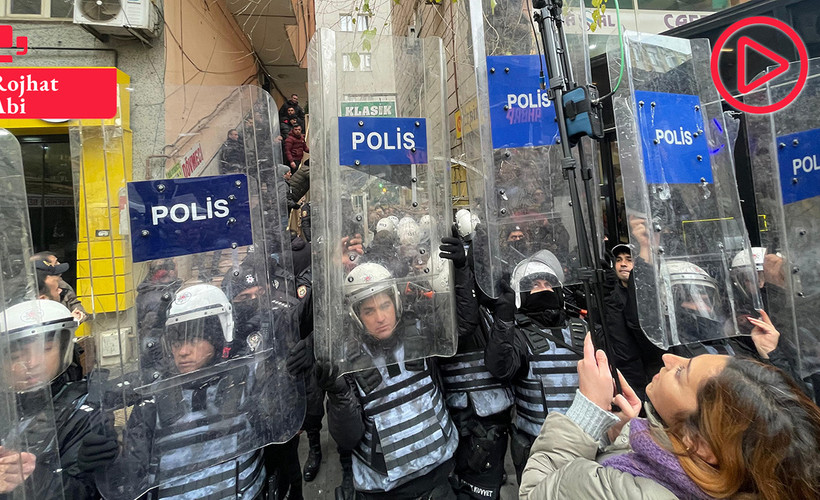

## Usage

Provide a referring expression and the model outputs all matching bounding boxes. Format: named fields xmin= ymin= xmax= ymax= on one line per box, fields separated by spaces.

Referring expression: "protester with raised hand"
xmin=520 ymin=333 xmax=820 ymax=499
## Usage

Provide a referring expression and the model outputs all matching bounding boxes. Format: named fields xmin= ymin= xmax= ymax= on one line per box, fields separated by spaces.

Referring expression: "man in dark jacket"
xmin=31 ymin=252 xmax=87 ymax=323
xmin=279 ymin=94 xmax=305 ymax=123
xmin=282 ymin=108 xmax=305 ymax=130
xmin=603 ymin=244 xmax=663 ymax=403
xmin=220 ymin=128 xmax=245 ymax=174
xmin=284 ymin=125 xmax=309 ymax=172
xmin=280 ymin=117 xmax=296 ymax=139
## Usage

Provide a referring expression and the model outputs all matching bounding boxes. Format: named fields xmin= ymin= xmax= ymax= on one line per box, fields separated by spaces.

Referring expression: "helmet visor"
xmin=3 ymin=328 xmax=73 ymax=392
xmin=672 ymin=282 xmax=720 ymax=321
xmin=519 ymin=272 xmax=562 ymax=292
xmin=164 ymin=316 xmax=223 ymax=367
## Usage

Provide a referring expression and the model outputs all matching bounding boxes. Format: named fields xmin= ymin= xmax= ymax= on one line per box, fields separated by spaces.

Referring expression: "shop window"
xmin=339 ymin=13 xmax=371 ymax=32
xmin=20 ymin=136 xmax=78 ymax=287
xmin=342 ymin=52 xmax=372 ymax=72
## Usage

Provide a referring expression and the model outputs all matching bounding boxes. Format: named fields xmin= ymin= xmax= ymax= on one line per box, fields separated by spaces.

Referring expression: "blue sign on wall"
xmin=777 ymin=128 xmax=820 ymax=205
xmin=635 ymin=90 xmax=713 ymax=184
xmin=486 ymin=55 xmax=558 ymax=149
xmin=338 ymin=117 xmax=427 ymax=166
xmin=128 ymin=173 xmax=254 ymax=262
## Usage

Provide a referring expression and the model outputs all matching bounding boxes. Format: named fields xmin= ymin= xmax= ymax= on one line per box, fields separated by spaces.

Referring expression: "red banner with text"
xmin=0 ymin=67 xmax=118 ymax=119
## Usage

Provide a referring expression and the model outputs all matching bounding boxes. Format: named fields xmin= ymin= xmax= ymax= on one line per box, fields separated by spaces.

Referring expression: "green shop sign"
xmin=340 ymin=101 xmax=397 ymax=117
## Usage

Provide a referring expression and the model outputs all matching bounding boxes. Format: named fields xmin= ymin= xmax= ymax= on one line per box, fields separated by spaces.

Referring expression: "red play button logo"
xmin=711 ymin=16 xmax=808 ymax=114
xmin=735 ymin=36 xmax=790 ymax=94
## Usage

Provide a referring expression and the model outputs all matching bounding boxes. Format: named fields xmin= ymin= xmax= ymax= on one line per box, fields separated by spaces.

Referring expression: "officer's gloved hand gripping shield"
xmin=452 ymin=0 xmax=603 ymax=298
xmin=308 ymin=29 xmax=456 ymax=375
xmin=70 ymin=85 xmax=304 ymax=499
xmin=608 ymin=32 xmax=762 ymax=349
xmin=0 ymin=129 xmax=66 ymax=499
xmin=746 ymin=58 xmax=820 ymax=380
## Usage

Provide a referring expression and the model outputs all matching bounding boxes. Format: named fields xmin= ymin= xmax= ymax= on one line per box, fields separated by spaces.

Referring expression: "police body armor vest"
xmin=347 ymin=339 xmax=458 ymax=493
xmin=151 ymin=379 xmax=265 ymax=500
xmin=513 ymin=314 xmax=585 ymax=438
xmin=439 ymin=321 xmax=513 ymax=418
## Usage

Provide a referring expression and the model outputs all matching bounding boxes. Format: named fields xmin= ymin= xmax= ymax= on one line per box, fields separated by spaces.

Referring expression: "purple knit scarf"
xmin=601 ymin=418 xmax=714 ymax=500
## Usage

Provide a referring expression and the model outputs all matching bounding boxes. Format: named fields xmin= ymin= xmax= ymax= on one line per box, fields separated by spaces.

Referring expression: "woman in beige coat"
xmin=520 ymin=325 xmax=820 ymax=499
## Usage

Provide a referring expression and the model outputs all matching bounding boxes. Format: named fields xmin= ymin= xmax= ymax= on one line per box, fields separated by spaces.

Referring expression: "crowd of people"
xmin=3 ymin=91 xmax=820 ymax=500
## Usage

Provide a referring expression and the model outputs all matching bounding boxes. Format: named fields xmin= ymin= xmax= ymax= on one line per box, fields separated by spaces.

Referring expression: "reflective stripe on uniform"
xmin=158 ymin=450 xmax=265 ymax=500
xmin=352 ymin=344 xmax=458 ymax=493
xmin=152 ymin=384 xmax=264 ymax=499
xmin=440 ymin=349 xmax=514 ymax=417
xmin=513 ymin=324 xmax=580 ymax=437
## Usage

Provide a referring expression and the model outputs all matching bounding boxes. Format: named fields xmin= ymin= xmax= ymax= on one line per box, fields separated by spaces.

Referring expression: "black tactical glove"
xmin=77 ymin=431 xmax=119 ymax=472
xmin=493 ymin=279 xmax=516 ymax=323
xmin=286 ymin=336 xmax=315 ymax=377
xmin=315 ymin=361 xmax=348 ymax=395
xmin=439 ymin=226 xmax=467 ymax=269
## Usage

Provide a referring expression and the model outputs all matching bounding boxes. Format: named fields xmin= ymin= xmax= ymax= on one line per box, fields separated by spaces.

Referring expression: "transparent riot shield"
xmin=747 ymin=58 xmax=820 ymax=379
xmin=70 ymin=85 xmax=304 ymax=499
xmin=450 ymin=0 xmax=603 ymax=298
xmin=308 ymin=29 xmax=456 ymax=375
xmin=0 ymin=129 xmax=65 ymax=499
xmin=609 ymin=32 xmax=761 ymax=349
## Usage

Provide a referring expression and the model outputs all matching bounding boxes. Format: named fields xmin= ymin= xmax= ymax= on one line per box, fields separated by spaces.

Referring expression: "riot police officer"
xmin=319 ymin=263 xmax=458 ymax=499
xmin=438 ymin=230 xmax=513 ymax=499
xmin=1 ymin=298 xmax=106 ymax=498
xmin=483 ymin=250 xmax=584 ymax=482
xmin=84 ymin=284 xmax=268 ymax=500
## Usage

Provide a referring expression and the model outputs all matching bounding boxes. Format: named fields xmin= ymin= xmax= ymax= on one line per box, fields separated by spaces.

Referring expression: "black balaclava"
xmin=520 ymin=288 xmax=565 ymax=327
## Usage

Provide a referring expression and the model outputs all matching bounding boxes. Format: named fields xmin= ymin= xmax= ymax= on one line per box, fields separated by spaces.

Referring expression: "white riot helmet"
xmin=0 ymin=299 xmax=77 ymax=392
xmin=455 ymin=209 xmax=479 ymax=240
xmin=664 ymin=260 xmax=720 ymax=321
xmin=388 ymin=215 xmax=400 ymax=227
xmin=398 ymin=219 xmax=421 ymax=246
xmin=732 ymin=247 xmax=766 ymax=271
xmin=731 ymin=247 xmax=766 ymax=272
xmin=730 ymin=247 xmax=766 ymax=302
xmin=375 ymin=217 xmax=397 ymax=235
xmin=511 ymin=250 xmax=565 ymax=308
xmin=418 ymin=215 xmax=433 ymax=244
xmin=345 ymin=263 xmax=402 ymax=331
xmin=431 ymin=255 xmax=451 ymax=294
xmin=165 ymin=284 xmax=234 ymax=361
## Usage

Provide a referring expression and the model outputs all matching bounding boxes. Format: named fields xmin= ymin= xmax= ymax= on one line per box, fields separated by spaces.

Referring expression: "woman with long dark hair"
xmin=520 ymin=329 xmax=820 ymax=499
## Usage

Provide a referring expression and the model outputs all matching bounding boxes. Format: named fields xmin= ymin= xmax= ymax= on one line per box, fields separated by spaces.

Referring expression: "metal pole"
xmin=533 ymin=0 xmax=621 ymax=392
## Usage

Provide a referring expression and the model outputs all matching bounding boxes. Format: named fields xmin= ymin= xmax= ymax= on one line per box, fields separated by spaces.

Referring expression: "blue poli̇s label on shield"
xmin=635 ymin=90 xmax=713 ymax=185
xmin=338 ymin=117 xmax=427 ymax=166
xmin=486 ymin=55 xmax=558 ymax=149
xmin=128 ymin=173 xmax=254 ymax=262
xmin=777 ymin=128 xmax=820 ymax=205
